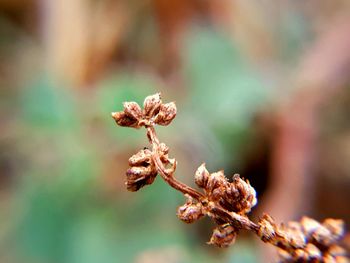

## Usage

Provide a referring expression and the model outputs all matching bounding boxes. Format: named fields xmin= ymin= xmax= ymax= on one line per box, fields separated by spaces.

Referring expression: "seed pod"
xmin=294 ymin=248 xmax=308 ymax=261
xmin=194 ymin=163 xmax=210 ymax=188
xmin=220 ymin=175 xmax=257 ymax=214
xmin=128 ymin=148 xmax=153 ymax=166
xmin=327 ymin=245 xmax=347 ymax=257
xmin=158 ymin=143 xmax=169 ymax=154
xmin=126 ymin=166 xmax=157 ymax=192
xmin=177 ymin=196 xmax=204 ymax=224
xmin=123 ymin=101 xmax=142 ymax=121
xmin=206 ymin=170 xmax=227 ymax=194
xmin=232 ymin=175 xmax=257 ymax=212
xmin=111 ymin=111 xmax=139 ymax=128
xmin=143 ymin=93 xmax=162 ymax=118
xmin=312 ymin=225 xmax=333 ymax=247
xmin=304 ymin=243 xmax=322 ymax=260
xmin=208 ymin=224 xmax=238 ymax=248
xmin=323 ymin=219 xmax=345 ymax=241
xmin=284 ymin=222 xmax=306 ymax=249
xmin=300 ymin=216 xmax=322 ymax=238
xmin=154 ymin=102 xmax=177 ymax=126
xmin=258 ymin=214 xmax=277 ymax=243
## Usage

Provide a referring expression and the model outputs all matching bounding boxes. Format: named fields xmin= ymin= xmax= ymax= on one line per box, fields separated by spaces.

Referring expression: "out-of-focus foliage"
xmin=0 ymin=1 xmax=349 ymax=262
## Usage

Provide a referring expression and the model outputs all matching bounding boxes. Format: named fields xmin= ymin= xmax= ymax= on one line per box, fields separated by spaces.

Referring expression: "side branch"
xmin=112 ymin=93 xmax=349 ymax=262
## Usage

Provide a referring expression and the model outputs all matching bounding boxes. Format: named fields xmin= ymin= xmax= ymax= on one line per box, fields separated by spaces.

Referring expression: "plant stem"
xmin=146 ymin=126 xmax=204 ymax=200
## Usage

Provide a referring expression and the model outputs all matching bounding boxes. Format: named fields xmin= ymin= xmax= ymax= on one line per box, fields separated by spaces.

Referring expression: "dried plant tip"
xmin=258 ymin=214 xmax=277 ymax=243
xmin=194 ymin=163 xmax=210 ymax=189
xmin=220 ymin=175 xmax=257 ymax=214
xmin=111 ymin=111 xmax=139 ymax=128
xmin=154 ymin=102 xmax=177 ymax=126
xmin=324 ymin=255 xmax=349 ymax=263
xmin=300 ymin=216 xmax=322 ymax=237
xmin=143 ymin=93 xmax=162 ymax=118
xmin=128 ymin=148 xmax=153 ymax=166
xmin=208 ymin=224 xmax=238 ymax=248
xmin=283 ymin=225 xmax=306 ymax=249
xmin=303 ymin=243 xmax=322 ymax=260
xmin=292 ymin=243 xmax=322 ymax=261
xmin=323 ymin=219 xmax=345 ymax=241
xmin=177 ymin=196 xmax=204 ymax=224
xmin=327 ymin=245 xmax=348 ymax=257
xmin=206 ymin=170 xmax=227 ymax=194
xmin=158 ymin=143 xmax=169 ymax=155
xmin=123 ymin=101 xmax=142 ymax=121
xmin=126 ymin=166 xmax=157 ymax=191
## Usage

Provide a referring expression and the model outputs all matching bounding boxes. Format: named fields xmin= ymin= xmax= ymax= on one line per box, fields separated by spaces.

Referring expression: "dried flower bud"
xmin=219 ymin=175 xmax=257 ymax=214
xmin=128 ymin=148 xmax=153 ymax=166
xmin=323 ymin=254 xmax=337 ymax=263
xmin=154 ymin=102 xmax=177 ymax=126
xmin=327 ymin=245 xmax=347 ymax=257
xmin=312 ymin=225 xmax=334 ymax=247
xmin=300 ymin=216 xmax=321 ymax=236
xmin=143 ymin=93 xmax=162 ymax=118
xmin=208 ymin=224 xmax=238 ymax=248
xmin=126 ymin=166 xmax=157 ymax=192
xmin=304 ymin=243 xmax=322 ymax=260
xmin=323 ymin=219 xmax=345 ymax=241
xmin=258 ymin=214 xmax=277 ymax=243
xmin=123 ymin=101 xmax=142 ymax=121
xmin=292 ymin=244 xmax=322 ymax=261
xmin=206 ymin=171 xmax=227 ymax=194
xmin=194 ymin=163 xmax=210 ymax=188
xmin=233 ymin=176 xmax=257 ymax=211
xmin=158 ymin=143 xmax=168 ymax=153
xmin=177 ymin=195 xmax=204 ymax=224
xmin=294 ymin=248 xmax=308 ymax=261
xmin=111 ymin=111 xmax=139 ymax=128
xmin=284 ymin=222 xmax=306 ymax=249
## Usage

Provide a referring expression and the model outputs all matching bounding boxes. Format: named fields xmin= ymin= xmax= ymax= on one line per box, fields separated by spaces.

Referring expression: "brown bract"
xmin=111 ymin=92 xmax=177 ymax=129
xmin=112 ymin=93 xmax=349 ymax=262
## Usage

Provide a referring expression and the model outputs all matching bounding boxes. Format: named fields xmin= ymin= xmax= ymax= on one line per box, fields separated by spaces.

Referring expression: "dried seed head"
xmin=206 ymin=170 xmax=227 ymax=194
xmin=158 ymin=143 xmax=169 ymax=155
xmin=208 ymin=224 xmax=238 ymax=248
xmin=177 ymin=195 xmax=204 ymax=224
xmin=194 ymin=163 xmax=210 ymax=189
xmin=303 ymin=243 xmax=322 ymax=260
xmin=123 ymin=101 xmax=142 ymax=121
xmin=312 ymin=225 xmax=334 ymax=247
xmin=126 ymin=166 xmax=157 ymax=192
xmin=143 ymin=93 xmax=162 ymax=118
xmin=233 ymin=176 xmax=257 ymax=211
xmin=111 ymin=111 xmax=139 ymax=128
xmin=294 ymin=248 xmax=308 ymax=261
xmin=327 ymin=245 xmax=347 ymax=257
xmin=128 ymin=148 xmax=153 ymax=166
xmin=154 ymin=102 xmax=177 ymax=126
xmin=220 ymin=175 xmax=257 ymax=214
xmin=300 ymin=217 xmax=324 ymax=243
xmin=323 ymin=219 xmax=345 ymax=241
xmin=284 ymin=223 xmax=306 ymax=249
xmin=258 ymin=214 xmax=277 ymax=243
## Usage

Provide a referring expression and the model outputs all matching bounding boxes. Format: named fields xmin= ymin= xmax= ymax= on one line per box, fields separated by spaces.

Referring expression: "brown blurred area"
xmin=0 ymin=1 xmax=350 ymax=262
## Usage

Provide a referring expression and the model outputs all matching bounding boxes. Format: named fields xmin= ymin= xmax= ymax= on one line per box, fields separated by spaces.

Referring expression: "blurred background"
xmin=1 ymin=0 xmax=350 ymax=262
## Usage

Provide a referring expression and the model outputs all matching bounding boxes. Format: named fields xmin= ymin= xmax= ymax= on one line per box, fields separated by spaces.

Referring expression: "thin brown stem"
xmin=146 ymin=126 xmax=204 ymax=200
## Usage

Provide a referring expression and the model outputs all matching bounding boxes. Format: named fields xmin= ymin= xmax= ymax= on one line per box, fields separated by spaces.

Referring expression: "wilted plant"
xmin=112 ymin=93 xmax=349 ymax=262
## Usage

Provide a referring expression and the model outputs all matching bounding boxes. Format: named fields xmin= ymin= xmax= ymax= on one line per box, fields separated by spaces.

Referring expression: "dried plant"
xmin=112 ymin=93 xmax=349 ymax=262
